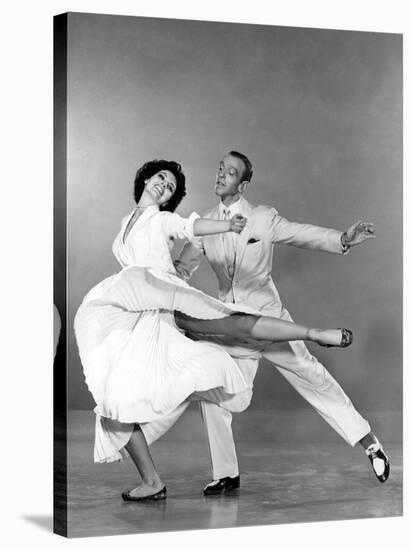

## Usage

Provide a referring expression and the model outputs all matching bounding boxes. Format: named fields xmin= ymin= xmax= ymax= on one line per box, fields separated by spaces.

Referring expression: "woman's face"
xmin=144 ymin=170 xmax=177 ymax=206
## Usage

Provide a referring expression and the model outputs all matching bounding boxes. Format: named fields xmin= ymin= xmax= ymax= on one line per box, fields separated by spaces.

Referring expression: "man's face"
xmin=214 ymin=154 xmax=246 ymax=199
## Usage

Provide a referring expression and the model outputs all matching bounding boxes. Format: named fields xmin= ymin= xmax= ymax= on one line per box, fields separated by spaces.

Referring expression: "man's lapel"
xmin=203 ymin=206 xmax=228 ymax=269
xmin=234 ymin=198 xmax=254 ymax=279
xmin=204 ymin=199 xmax=254 ymax=281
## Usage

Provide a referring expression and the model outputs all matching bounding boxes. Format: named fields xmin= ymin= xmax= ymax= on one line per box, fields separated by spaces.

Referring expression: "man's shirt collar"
xmin=219 ymin=197 xmax=244 ymax=217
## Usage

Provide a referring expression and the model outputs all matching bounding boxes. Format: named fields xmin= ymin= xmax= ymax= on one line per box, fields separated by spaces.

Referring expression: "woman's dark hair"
xmin=133 ymin=159 xmax=186 ymax=212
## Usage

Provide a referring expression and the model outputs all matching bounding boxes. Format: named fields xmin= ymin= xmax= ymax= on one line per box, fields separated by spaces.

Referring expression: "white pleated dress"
xmin=74 ymin=206 xmax=252 ymax=463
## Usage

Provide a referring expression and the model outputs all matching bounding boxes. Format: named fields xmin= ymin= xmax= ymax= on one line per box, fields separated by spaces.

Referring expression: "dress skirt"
xmin=74 ymin=266 xmax=254 ymax=461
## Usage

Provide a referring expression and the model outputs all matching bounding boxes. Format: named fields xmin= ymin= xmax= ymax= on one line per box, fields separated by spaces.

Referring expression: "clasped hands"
xmin=342 ymin=220 xmax=376 ymax=249
xmin=229 ymin=214 xmax=248 ymax=234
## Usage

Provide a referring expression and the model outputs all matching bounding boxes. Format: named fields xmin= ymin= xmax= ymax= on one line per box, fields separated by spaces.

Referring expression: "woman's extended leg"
xmin=122 ymin=424 xmax=166 ymax=500
xmin=175 ymin=312 xmax=351 ymax=348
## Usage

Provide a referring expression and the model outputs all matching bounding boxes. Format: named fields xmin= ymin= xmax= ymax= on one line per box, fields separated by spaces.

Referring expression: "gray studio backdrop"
xmin=65 ymin=14 xmax=402 ymax=435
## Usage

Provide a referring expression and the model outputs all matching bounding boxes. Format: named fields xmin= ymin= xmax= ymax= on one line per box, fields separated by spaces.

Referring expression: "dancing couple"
xmin=74 ymin=152 xmax=389 ymax=502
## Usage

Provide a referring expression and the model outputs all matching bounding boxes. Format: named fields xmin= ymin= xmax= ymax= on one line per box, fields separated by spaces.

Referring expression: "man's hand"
xmin=230 ymin=214 xmax=247 ymax=234
xmin=342 ymin=220 xmax=376 ymax=249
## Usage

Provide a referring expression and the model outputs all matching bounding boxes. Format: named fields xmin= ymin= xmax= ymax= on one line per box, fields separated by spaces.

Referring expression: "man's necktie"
xmin=223 ymin=208 xmax=236 ymax=279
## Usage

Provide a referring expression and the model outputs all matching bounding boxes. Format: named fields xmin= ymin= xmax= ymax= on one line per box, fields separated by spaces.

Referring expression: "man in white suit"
xmin=142 ymin=150 xmax=389 ymax=494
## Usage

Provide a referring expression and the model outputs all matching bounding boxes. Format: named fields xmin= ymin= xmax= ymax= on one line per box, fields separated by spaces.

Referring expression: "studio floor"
xmin=64 ymin=410 xmax=402 ymax=538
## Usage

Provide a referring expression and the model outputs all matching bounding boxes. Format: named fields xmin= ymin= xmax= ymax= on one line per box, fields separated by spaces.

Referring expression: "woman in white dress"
xmin=74 ymin=159 xmax=352 ymax=501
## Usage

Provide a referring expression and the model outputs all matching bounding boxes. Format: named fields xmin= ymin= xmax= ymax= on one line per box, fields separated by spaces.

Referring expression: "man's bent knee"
xmin=220 ymin=389 xmax=253 ymax=413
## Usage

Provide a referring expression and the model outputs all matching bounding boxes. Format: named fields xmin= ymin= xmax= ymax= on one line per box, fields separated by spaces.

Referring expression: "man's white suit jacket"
xmin=174 ymin=196 xmax=346 ymax=315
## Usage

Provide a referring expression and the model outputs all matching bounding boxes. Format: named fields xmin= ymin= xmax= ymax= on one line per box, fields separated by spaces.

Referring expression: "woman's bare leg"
xmin=175 ymin=312 xmax=347 ymax=347
xmin=123 ymin=424 xmax=165 ymax=498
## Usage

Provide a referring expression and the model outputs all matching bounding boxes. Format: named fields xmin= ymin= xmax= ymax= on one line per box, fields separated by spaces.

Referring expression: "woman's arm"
xmin=193 ymin=214 xmax=247 ymax=236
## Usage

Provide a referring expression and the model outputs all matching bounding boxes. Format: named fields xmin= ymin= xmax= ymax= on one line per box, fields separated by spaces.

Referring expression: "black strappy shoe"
xmin=366 ymin=444 xmax=390 ymax=483
xmin=122 ymin=486 xmax=167 ymax=502
xmin=319 ymin=328 xmax=353 ymax=348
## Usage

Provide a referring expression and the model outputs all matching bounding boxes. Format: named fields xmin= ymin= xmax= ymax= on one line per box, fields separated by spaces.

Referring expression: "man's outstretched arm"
xmin=269 ymin=208 xmax=375 ymax=254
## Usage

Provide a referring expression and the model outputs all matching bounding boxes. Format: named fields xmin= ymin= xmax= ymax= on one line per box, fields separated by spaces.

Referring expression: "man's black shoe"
xmin=366 ymin=443 xmax=390 ymax=483
xmin=203 ymin=475 xmax=240 ymax=496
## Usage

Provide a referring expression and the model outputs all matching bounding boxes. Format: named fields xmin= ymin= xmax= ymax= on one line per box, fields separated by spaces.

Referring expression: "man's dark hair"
xmin=228 ymin=150 xmax=253 ymax=182
xmin=133 ymin=159 xmax=186 ymax=212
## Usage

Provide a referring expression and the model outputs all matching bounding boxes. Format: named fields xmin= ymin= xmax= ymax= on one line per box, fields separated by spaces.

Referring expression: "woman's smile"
xmin=152 ymin=184 xmax=164 ymax=197
xmin=143 ymin=170 xmax=177 ymax=205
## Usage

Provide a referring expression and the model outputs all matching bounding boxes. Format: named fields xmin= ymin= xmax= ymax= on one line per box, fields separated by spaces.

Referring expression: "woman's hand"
xmin=230 ymin=214 xmax=247 ymax=234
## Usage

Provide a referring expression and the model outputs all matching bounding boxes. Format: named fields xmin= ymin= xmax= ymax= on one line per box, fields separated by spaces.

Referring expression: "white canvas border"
xmin=2 ymin=1 xmax=410 ymax=548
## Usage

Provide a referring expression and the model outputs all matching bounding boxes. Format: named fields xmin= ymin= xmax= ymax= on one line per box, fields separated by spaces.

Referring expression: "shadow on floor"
xmin=21 ymin=515 xmax=53 ymax=533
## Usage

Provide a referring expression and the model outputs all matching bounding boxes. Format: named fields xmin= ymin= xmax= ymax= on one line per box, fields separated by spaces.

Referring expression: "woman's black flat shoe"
xmin=319 ymin=328 xmax=353 ymax=348
xmin=122 ymin=486 xmax=167 ymax=502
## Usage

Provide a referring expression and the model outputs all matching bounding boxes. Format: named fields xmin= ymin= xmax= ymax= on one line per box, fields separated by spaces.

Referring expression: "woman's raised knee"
xmin=231 ymin=314 xmax=260 ymax=337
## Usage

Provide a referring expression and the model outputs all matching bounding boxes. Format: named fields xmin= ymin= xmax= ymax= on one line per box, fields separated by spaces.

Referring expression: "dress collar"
xmin=122 ymin=205 xmax=159 ymax=244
